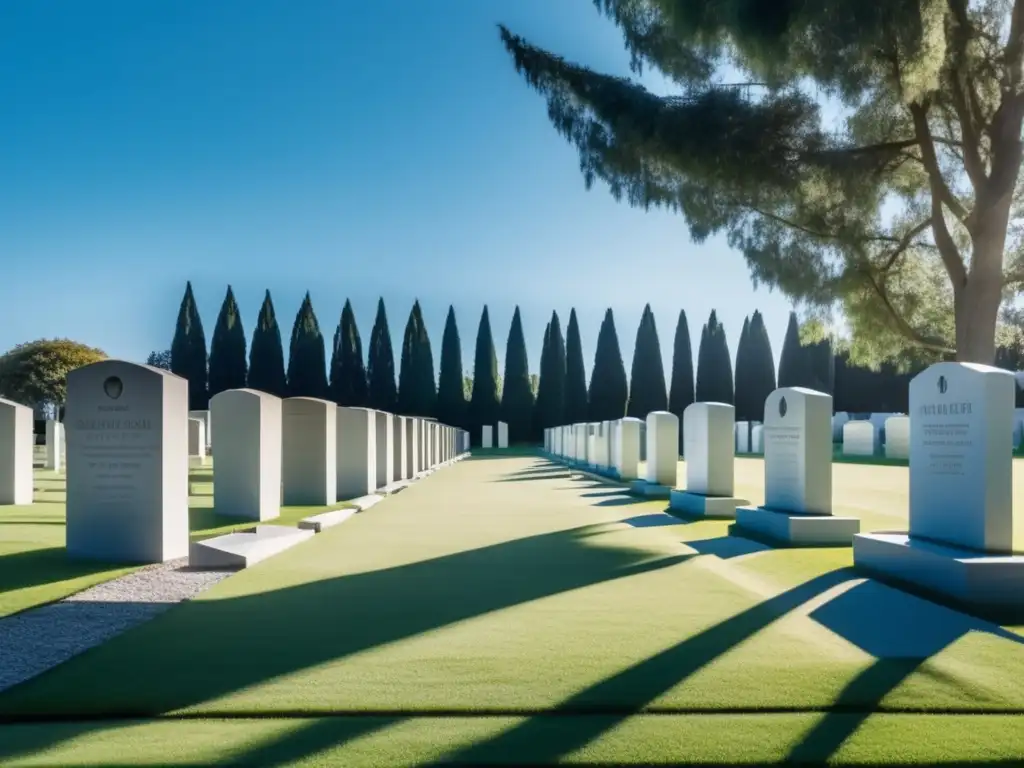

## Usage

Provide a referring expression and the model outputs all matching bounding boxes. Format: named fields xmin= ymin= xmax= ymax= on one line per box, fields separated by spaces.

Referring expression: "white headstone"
xmin=187 ymin=417 xmax=207 ymax=465
xmin=482 ymin=425 xmax=493 ymax=448
xmin=750 ymin=424 xmax=764 ymax=453
xmin=842 ymin=420 xmax=877 ymax=457
xmin=763 ymin=387 xmax=833 ymax=515
xmin=432 ymin=422 xmax=440 ymax=465
xmin=735 ymin=421 xmax=750 ymax=454
xmin=282 ymin=397 xmax=337 ymax=506
xmin=497 ymin=420 xmax=509 ymax=448
xmin=65 ymin=362 xmax=188 ymax=562
xmin=644 ymin=411 xmax=678 ymax=487
xmin=189 ymin=409 xmax=211 ymax=449
xmin=575 ymin=423 xmax=587 ymax=462
xmin=336 ymin=407 xmax=376 ymax=499
xmin=406 ymin=417 xmax=419 ymax=475
xmin=884 ymin=415 xmax=910 ymax=459
xmin=0 ymin=398 xmax=34 ymax=505
xmin=683 ymin=402 xmax=735 ymax=496
xmin=616 ymin=417 xmax=642 ymax=480
xmin=909 ymin=362 xmax=1015 ymax=552
xmin=609 ymin=420 xmax=620 ymax=470
xmin=832 ymin=412 xmax=850 ymax=442
xmin=869 ymin=412 xmax=897 ymax=436
xmin=393 ymin=415 xmax=407 ymax=480
xmin=44 ymin=419 xmax=64 ymax=472
xmin=375 ymin=411 xmax=393 ymax=489
xmin=210 ymin=388 xmax=282 ymax=521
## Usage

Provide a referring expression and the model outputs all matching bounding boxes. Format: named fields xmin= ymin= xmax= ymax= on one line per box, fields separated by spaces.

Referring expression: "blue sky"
xmin=0 ymin=0 xmax=794 ymax=383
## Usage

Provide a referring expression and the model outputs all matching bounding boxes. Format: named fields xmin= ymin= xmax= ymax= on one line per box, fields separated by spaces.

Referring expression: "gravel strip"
xmin=0 ymin=558 xmax=233 ymax=693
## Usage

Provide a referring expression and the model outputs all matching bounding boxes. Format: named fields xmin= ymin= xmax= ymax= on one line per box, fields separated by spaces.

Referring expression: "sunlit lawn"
xmin=2 ymin=454 xmax=1024 ymax=765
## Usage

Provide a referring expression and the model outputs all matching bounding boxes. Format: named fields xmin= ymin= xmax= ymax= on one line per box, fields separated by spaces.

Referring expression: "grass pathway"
xmin=2 ymin=455 xmax=1024 ymax=765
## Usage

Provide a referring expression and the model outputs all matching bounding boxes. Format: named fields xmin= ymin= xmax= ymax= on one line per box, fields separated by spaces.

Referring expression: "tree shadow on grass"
xmin=684 ymin=536 xmax=771 ymax=559
xmin=0 ymin=548 xmax=128 ymax=596
xmin=619 ymin=513 xmax=696 ymax=528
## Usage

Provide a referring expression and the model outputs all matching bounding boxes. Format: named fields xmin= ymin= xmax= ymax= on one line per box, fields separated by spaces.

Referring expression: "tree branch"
xmin=859 ymin=265 xmax=955 ymax=354
xmin=945 ymin=0 xmax=989 ymax=187
xmin=878 ymin=219 xmax=933 ymax=273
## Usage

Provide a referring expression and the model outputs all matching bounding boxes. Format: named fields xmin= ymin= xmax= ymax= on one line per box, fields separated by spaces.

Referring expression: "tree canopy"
xmin=286 ymin=292 xmax=329 ymax=400
xmin=329 ymin=299 xmax=369 ymax=407
xmin=248 ymin=290 xmax=288 ymax=398
xmin=667 ymin=308 xmax=695 ymax=435
xmin=563 ymin=309 xmax=589 ymax=423
xmin=588 ymin=308 xmax=628 ymax=421
xmin=627 ymin=304 xmax=668 ymax=418
xmin=170 ymin=281 xmax=209 ymax=410
xmin=367 ymin=298 xmax=398 ymax=413
xmin=500 ymin=306 xmax=535 ymax=443
xmin=208 ymin=286 xmax=248 ymax=400
xmin=535 ymin=311 xmax=567 ymax=433
xmin=397 ymin=301 xmax=437 ymax=417
xmin=0 ymin=339 xmax=107 ymax=409
xmin=469 ymin=306 xmax=501 ymax=438
xmin=694 ymin=310 xmax=734 ymax=404
xmin=498 ymin=1 xmax=1024 ymax=365
xmin=436 ymin=306 xmax=467 ymax=428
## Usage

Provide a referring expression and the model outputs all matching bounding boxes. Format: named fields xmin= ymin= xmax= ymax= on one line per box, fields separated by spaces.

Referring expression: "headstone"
xmin=832 ymin=412 xmax=850 ymax=442
xmin=210 ymin=388 xmax=282 ymax=521
xmin=734 ymin=387 xmax=859 ymax=545
xmin=883 ymin=416 xmax=909 ymax=459
xmin=735 ymin=422 xmax=750 ymax=454
xmin=842 ymin=420 xmax=878 ymax=457
xmin=497 ymin=421 xmax=509 ymax=448
xmin=868 ymin=412 xmax=898 ymax=439
xmin=609 ymin=420 xmax=620 ymax=471
xmin=282 ymin=397 xmax=337 ymax=506
xmin=393 ymin=415 xmax=407 ymax=481
xmin=750 ymin=424 xmax=764 ymax=453
xmin=188 ymin=417 xmax=207 ymax=466
xmin=433 ymin=422 xmax=441 ymax=465
xmin=189 ymin=409 xmax=212 ymax=450
xmin=406 ymin=417 xmax=419 ymax=476
xmin=1013 ymin=408 xmax=1024 ymax=449
xmin=336 ymin=406 xmax=376 ymax=499
xmin=616 ymin=417 xmax=642 ymax=481
xmin=44 ymin=419 xmax=64 ymax=472
xmin=575 ymin=423 xmax=587 ymax=464
xmin=631 ymin=411 xmax=677 ymax=496
xmin=65 ymin=361 xmax=189 ymax=562
xmin=375 ymin=411 xmax=394 ymax=490
xmin=670 ymin=403 xmax=747 ymax=517
xmin=0 ymin=398 xmax=34 ymax=505
xmin=854 ymin=363 xmax=1024 ymax=615
xmin=482 ymin=425 xmax=493 ymax=449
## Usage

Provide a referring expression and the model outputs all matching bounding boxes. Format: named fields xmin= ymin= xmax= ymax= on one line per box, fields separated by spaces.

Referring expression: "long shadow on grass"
xmin=0 ymin=548 xmax=127 ymax=595
xmin=0 ymin=525 xmax=692 ymax=760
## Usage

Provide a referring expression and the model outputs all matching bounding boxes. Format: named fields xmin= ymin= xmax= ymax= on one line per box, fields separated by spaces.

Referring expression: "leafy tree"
xmin=469 ymin=306 xmax=501 ymax=440
xmin=397 ymin=301 xmax=437 ymax=417
xmin=329 ymin=299 xmax=369 ymax=406
xmin=497 ymin=3 xmax=1024 ymax=365
xmin=366 ymin=298 xmax=398 ymax=412
xmin=500 ymin=306 xmax=535 ymax=443
xmin=0 ymin=339 xmax=107 ymax=411
xmin=248 ymin=290 xmax=288 ymax=398
xmin=777 ymin=312 xmax=808 ymax=389
xmin=286 ymin=292 xmax=329 ymax=399
xmin=208 ymin=286 xmax=248 ymax=400
xmin=170 ymin=281 xmax=209 ymax=410
xmin=563 ymin=308 xmax=589 ymax=423
xmin=534 ymin=312 xmax=567 ymax=435
xmin=695 ymin=310 xmax=734 ymax=404
xmin=437 ymin=306 xmax=467 ymax=427
xmin=627 ymin=304 xmax=668 ymax=418
xmin=588 ymin=308 xmax=628 ymax=421
xmin=745 ymin=310 xmax=778 ymax=422
xmin=668 ymin=309 xmax=695 ymax=441
xmin=146 ymin=349 xmax=171 ymax=370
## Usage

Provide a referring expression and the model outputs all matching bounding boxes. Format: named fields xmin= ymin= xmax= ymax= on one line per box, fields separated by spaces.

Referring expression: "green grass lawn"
xmin=0 ymin=453 xmax=355 ymax=619
xmin=2 ymin=454 xmax=1024 ymax=765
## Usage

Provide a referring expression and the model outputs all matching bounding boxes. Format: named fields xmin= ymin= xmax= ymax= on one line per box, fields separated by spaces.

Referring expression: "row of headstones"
xmin=0 ymin=361 xmax=469 ymax=564
xmin=481 ymin=422 xmax=509 ymax=449
xmin=547 ymin=363 xmax=1024 ymax=613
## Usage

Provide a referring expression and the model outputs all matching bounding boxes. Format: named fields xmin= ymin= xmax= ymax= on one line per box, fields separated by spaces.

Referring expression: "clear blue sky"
xmin=0 ymin=0 xmax=794 ymax=383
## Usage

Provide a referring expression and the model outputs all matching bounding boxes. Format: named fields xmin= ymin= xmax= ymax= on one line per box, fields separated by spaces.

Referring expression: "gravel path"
xmin=0 ymin=559 xmax=232 ymax=693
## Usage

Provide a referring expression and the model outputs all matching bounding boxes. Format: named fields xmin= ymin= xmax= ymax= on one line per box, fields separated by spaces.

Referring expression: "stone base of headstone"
xmin=349 ymin=494 xmax=384 ymax=511
xmin=380 ymin=479 xmax=412 ymax=495
xmin=629 ymin=479 xmax=672 ymax=499
xmin=853 ymin=533 xmax=1024 ymax=619
xmin=733 ymin=506 xmax=861 ymax=546
xmin=189 ymin=525 xmax=315 ymax=570
xmin=298 ymin=508 xmax=357 ymax=533
xmin=669 ymin=490 xmax=749 ymax=519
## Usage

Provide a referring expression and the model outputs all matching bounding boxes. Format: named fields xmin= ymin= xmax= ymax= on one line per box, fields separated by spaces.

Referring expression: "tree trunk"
xmin=955 ymin=220 xmax=1007 ymax=365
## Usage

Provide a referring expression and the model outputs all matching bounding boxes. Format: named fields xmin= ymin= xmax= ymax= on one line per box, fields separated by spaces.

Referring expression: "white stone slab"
xmin=644 ymin=411 xmax=678 ymax=488
xmin=282 ymin=397 xmax=337 ymax=506
xmin=189 ymin=525 xmax=314 ymax=569
xmin=751 ymin=424 xmax=764 ymax=453
xmin=189 ymin=409 xmax=211 ymax=449
xmin=616 ymin=417 xmax=642 ymax=481
xmin=763 ymin=387 xmax=833 ymax=516
xmin=337 ymin=407 xmax=376 ymax=500
xmin=832 ymin=412 xmax=850 ymax=442
xmin=497 ymin=420 xmax=509 ymax=448
xmin=65 ymin=361 xmax=189 ymax=562
xmin=381 ymin=479 xmax=412 ymax=495
xmin=0 ymin=398 xmax=34 ymax=504
xmin=375 ymin=411 xmax=394 ymax=490
xmin=482 ymin=424 xmax=493 ymax=449
xmin=842 ymin=420 xmax=877 ymax=457
xmin=909 ymin=362 xmax=1016 ymax=552
xmin=350 ymin=493 xmax=384 ymax=511
xmin=44 ymin=419 xmax=64 ymax=472
xmin=735 ymin=422 xmax=750 ymax=454
xmin=210 ymin=388 xmax=282 ymax=522
xmin=298 ymin=507 xmax=356 ymax=532
xmin=393 ymin=415 xmax=407 ymax=481
xmin=884 ymin=416 xmax=909 ymax=459
xmin=406 ymin=417 xmax=419 ymax=476
xmin=188 ymin=417 xmax=207 ymax=464
xmin=683 ymin=402 xmax=735 ymax=497
xmin=735 ymin=506 xmax=861 ymax=546
xmin=629 ymin=479 xmax=672 ymax=499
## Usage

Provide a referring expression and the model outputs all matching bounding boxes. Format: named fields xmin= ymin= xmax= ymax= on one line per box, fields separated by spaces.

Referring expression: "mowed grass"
xmin=0 ymin=452 xmax=355 ymax=619
xmin=3 ymin=454 xmax=1024 ymax=765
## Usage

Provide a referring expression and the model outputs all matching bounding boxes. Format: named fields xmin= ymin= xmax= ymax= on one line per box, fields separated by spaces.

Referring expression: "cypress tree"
xmin=588 ymin=308 xmax=628 ymax=421
xmin=563 ymin=309 xmax=589 ymax=424
xmin=534 ymin=321 xmax=552 ymax=438
xmin=746 ymin=311 xmax=778 ymax=422
xmin=733 ymin=316 xmax=752 ymax=422
xmin=777 ymin=311 xmax=807 ymax=389
xmin=534 ymin=312 xmax=567 ymax=437
xmin=412 ymin=302 xmax=437 ymax=417
xmin=695 ymin=310 xmax=734 ymax=404
xmin=170 ymin=281 xmax=209 ymax=410
xmin=286 ymin=292 xmax=329 ymax=399
xmin=469 ymin=306 xmax=500 ymax=441
xmin=500 ymin=306 xmax=534 ymax=444
xmin=248 ymin=290 xmax=288 ymax=397
xmin=329 ymin=299 xmax=369 ymax=406
xmin=397 ymin=303 xmax=420 ymax=415
xmin=366 ymin=298 xmax=398 ymax=412
xmin=436 ymin=306 xmax=466 ymax=428
xmin=208 ymin=286 xmax=248 ymax=400
xmin=626 ymin=304 xmax=668 ymax=419
xmin=667 ymin=309 xmax=695 ymax=428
